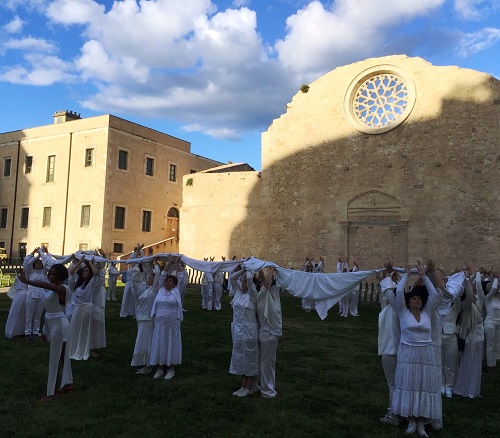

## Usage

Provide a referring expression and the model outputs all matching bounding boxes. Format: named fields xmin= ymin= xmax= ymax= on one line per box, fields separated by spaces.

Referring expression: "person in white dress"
xmin=301 ymin=257 xmax=315 ymax=312
xmin=5 ymin=276 xmax=28 ymax=339
xmin=67 ymin=257 xmax=99 ymax=360
xmin=133 ymin=259 xmax=161 ymax=375
xmin=23 ymin=247 xmax=49 ymax=339
xmin=391 ymin=261 xmax=442 ymax=438
xmin=475 ymin=271 xmax=500 ymax=372
xmin=19 ymin=263 xmax=74 ymax=402
xmin=378 ymin=262 xmax=400 ymax=426
xmin=149 ymin=255 xmax=185 ymax=380
xmin=454 ymin=274 xmax=483 ymax=398
xmin=256 ymin=266 xmax=282 ymax=398
xmin=348 ymin=261 xmax=360 ymax=316
xmin=107 ymin=262 xmax=119 ymax=301
xmin=229 ymin=266 xmax=258 ymax=397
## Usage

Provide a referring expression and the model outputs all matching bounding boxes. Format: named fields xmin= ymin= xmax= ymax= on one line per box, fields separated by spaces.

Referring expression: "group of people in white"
xmin=3 ymin=247 xmax=499 ymax=434
xmin=377 ymin=261 xmax=499 ymax=437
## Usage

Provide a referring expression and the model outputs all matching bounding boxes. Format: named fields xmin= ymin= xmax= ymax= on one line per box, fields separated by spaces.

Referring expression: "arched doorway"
xmin=165 ymin=207 xmax=179 ymax=252
xmin=340 ymin=191 xmax=408 ymax=268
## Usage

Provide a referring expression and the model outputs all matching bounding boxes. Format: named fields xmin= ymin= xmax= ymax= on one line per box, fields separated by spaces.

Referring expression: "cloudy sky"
xmin=1 ymin=0 xmax=499 ymax=169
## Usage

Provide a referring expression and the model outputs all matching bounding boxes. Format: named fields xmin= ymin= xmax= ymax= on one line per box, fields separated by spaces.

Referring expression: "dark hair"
xmin=50 ymin=264 xmax=69 ymax=282
xmin=75 ymin=262 xmax=92 ymax=289
xmin=405 ymin=285 xmax=429 ymax=308
xmin=33 ymin=258 xmax=43 ymax=269
xmin=165 ymin=274 xmax=178 ymax=287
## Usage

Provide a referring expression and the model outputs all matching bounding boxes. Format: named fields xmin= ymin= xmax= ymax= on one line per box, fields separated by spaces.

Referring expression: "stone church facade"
xmin=181 ymin=55 xmax=499 ymax=272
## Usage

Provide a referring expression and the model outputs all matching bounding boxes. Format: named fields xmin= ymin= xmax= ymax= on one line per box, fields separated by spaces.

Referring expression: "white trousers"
xmin=107 ymin=276 xmax=117 ymax=300
xmin=349 ymin=289 xmax=359 ymax=316
xmin=259 ymin=330 xmax=279 ymax=398
xmin=441 ymin=333 xmax=458 ymax=388
xmin=201 ymin=284 xmax=210 ymax=309
xmin=213 ymin=283 xmax=223 ymax=311
xmin=382 ymin=354 xmax=397 ymax=410
xmin=25 ymin=296 xmax=44 ymax=336
xmin=484 ymin=318 xmax=500 ymax=367
xmin=46 ymin=316 xmax=73 ymax=396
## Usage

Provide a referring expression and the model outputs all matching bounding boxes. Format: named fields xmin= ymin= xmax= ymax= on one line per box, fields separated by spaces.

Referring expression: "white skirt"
xmin=5 ymin=291 xmax=27 ymax=338
xmin=392 ymin=343 xmax=442 ymax=421
xmin=454 ymin=341 xmax=483 ymax=398
xmin=68 ymin=303 xmax=93 ymax=360
xmin=132 ymin=320 xmax=154 ymax=366
xmin=91 ymin=304 xmax=106 ymax=349
xmin=149 ymin=316 xmax=182 ymax=366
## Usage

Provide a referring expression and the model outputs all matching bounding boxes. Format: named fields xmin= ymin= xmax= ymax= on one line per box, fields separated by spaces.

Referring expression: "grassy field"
xmin=0 ymin=287 xmax=499 ymax=438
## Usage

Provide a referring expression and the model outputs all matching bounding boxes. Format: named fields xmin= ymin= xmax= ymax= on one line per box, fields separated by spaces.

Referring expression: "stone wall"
xmin=182 ymin=55 xmax=500 ymax=272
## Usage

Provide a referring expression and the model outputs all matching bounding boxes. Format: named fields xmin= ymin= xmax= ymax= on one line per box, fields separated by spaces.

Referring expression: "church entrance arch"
xmin=340 ymin=191 xmax=407 ymax=268
xmin=165 ymin=207 xmax=179 ymax=252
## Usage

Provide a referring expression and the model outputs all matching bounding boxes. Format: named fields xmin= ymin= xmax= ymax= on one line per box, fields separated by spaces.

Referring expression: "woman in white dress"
xmin=480 ymin=273 xmax=500 ymax=372
xmin=19 ymin=263 xmax=74 ymax=401
xmin=133 ymin=259 xmax=161 ymax=375
xmin=23 ymin=247 xmax=49 ymax=338
xmin=149 ymin=256 xmax=184 ymax=380
xmin=454 ymin=275 xmax=483 ymax=398
xmin=229 ymin=267 xmax=258 ymax=397
xmin=391 ymin=261 xmax=441 ymax=438
xmin=5 ymin=276 xmax=28 ymax=339
xmin=68 ymin=257 xmax=99 ymax=360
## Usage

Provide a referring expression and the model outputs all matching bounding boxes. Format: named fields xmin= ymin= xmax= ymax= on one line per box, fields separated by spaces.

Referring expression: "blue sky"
xmin=1 ymin=0 xmax=499 ymax=170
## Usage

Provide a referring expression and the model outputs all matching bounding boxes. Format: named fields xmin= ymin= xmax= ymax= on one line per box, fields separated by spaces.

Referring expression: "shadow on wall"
xmin=228 ymin=79 xmax=500 ymax=272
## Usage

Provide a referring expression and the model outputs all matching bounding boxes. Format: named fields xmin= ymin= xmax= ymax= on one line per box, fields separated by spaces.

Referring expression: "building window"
xmin=118 ymin=150 xmax=128 ymax=170
xmin=46 ymin=155 xmax=55 ymax=182
xmin=20 ymin=207 xmax=29 ymax=229
xmin=42 ymin=207 xmax=52 ymax=228
xmin=3 ymin=157 xmax=12 ymax=177
xmin=25 ymin=156 xmax=33 ymax=174
xmin=169 ymin=164 xmax=177 ymax=182
xmin=0 ymin=208 xmax=7 ymax=228
xmin=80 ymin=205 xmax=91 ymax=228
xmin=190 ymin=169 xmax=197 ymax=174
xmin=19 ymin=243 xmax=27 ymax=259
xmin=85 ymin=148 xmax=94 ymax=167
xmin=114 ymin=206 xmax=126 ymax=229
xmin=113 ymin=242 xmax=124 ymax=253
xmin=145 ymin=157 xmax=154 ymax=176
xmin=142 ymin=210 xmax=152 ymax=232
xmin=79 ymin=243 xmax=89 ymax=251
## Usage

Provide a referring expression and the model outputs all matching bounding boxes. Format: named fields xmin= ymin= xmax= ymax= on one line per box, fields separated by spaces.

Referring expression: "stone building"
xmin=181 ymin=55 xmax=500 ymax=272
xmin=0 ymin=112 xmax=221 ymax=258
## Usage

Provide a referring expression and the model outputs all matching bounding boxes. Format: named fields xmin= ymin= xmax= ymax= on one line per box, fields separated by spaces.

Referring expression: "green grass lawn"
xmin=0 ymin=287 xmax=499 ymax=437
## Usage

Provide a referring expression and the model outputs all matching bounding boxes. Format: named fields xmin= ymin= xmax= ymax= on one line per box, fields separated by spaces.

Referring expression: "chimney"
xmin=53 ymin=110 xmax=81 ymax=124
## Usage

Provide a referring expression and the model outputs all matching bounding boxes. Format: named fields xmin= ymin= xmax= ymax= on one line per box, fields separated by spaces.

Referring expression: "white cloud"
xmin=454 ymin=0 xmax=492 ymax=20
xmin=274 ymin=0 xmax=445 ymax=81
xmin=0 ymin=0 xmax=498 ymax=143
xmin=4 ymin=15 xmax=25 ymax=33
xmin=182 ymin=123 xmax=240 ymax=140
xmin=3 ymin=36 xmax=57 ymax=53
xmin=46 ymin=0 xmax=104 ymax=25
xmin=457 ymin=27 xmax=500 ymax=56
xmin=0 ymin=54 xmax=75 ymax=85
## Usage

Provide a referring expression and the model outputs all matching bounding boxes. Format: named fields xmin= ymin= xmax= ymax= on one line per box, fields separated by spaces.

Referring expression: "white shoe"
xmin=445 ymin=388 xmax=453 ymax=398
xmin=153 ymin=369 xmax=165 ymax=379
xmin=440 ymin=386 xmax=445 ymax=395
xmin=406 ymin=420 xmax=417 ymax=434
xmin=136 ymin=366 xmax=152 ymax=375
xmin=164 ymin=369 xmax=175 ymax=380
xmin=236 ymin=388 xmax=253 ymax=397
xmin=380 ymin=413 xmax=399 ymax=426
xmin=232 ymin=387 xmax=245 ymax=396
xmin=417 ymin=422 xmax=429 ymax=437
